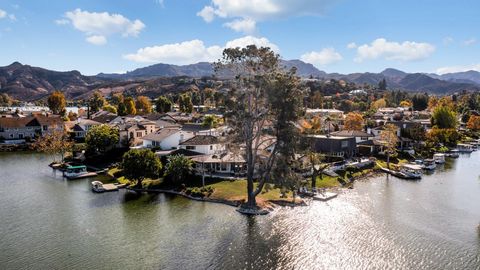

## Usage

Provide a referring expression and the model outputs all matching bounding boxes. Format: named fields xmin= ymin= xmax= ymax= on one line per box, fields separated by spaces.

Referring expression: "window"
xmin=186 ymin=146 xmax=196 ymax=150
xmin=210 ymin=145 xmax=213 ymax=150
xmin=136 ymin=132 xmax=143 ymax=137
xmin=221 ymin=163 xmax=227 ymax=171
xmin=341 ymin=141 xmax=349 ymax=148
xmin=43 ymin=125 xmax=48 ymax=131
xmin=19 ymin=134 xmax=24 ymax=139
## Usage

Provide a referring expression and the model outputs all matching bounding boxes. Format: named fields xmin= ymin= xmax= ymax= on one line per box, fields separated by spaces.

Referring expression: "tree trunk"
xmin=311 ymin=171 xmax=317 ymax=189
xmin=245 ymin=142 xmax=257 ymax=209
xmin=387 ymin=153 xmax=390 ymax=170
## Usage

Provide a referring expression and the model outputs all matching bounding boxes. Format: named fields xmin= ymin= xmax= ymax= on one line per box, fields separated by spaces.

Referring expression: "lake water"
xmin=0 ymin=152 xmax=479 ymax=269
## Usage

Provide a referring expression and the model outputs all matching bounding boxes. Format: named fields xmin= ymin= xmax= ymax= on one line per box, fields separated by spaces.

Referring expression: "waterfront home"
xmin=142 ymin=128 xmax=195 ymax=150
xmin=330 ymin=130 xmax=374 ymax=143
xmin=116 ymin=120 xmax=158 ymax=146
xmin=308 ymin=135 xmax=357 ymax=158
xmin=66 ymin=119 xmax=101 ymax=140
xmin=0 ymin=114 xmax=63 ymax=142
xmin=189 ymin=152 xmax=247 ymax=177
xmin=178 ymin=135 xmax=225 ymax=155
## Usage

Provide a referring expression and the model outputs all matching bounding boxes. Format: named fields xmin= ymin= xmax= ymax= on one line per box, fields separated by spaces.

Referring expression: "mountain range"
xmin=1 ymin=60 xmax=480 ymax=101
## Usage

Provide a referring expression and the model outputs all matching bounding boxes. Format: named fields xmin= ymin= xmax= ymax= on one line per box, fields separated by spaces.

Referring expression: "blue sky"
xmin=0 ymin=0 xmax=478 ymax=75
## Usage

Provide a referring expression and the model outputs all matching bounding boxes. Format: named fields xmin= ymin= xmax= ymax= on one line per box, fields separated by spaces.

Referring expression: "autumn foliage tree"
xmin=47 ymin=91 xmax=66 ymax=115
xmin=379 ymin=124 xmax=398 ymax=169
xmin=136 ymin=96 xmax=152 ymax=114
xmin=33 ymin=130 xmax=73 ymax=162
xmin=344 ymin=112 xmax=364 ymax=131
xmin=467 ymin=115 xmax=480 ymax=131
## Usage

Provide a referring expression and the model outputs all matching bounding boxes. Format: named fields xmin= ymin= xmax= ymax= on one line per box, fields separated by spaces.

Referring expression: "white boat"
xmin=400 ymin=164 xmax=423 ymax=179
xmin=433 ymin=153 xmax=446 ymax=164
xmin=422 ymin=159 xmax=437 ymax=170
xmin=64 ymin=165 xmax=98 ymax=179
xmin=446 ymin=150 xmax=460 ymax=158
xmin=91 ymin=181 xmax=106 ymax=192
xmin=457 ymin=144 xmax=474 ymax=153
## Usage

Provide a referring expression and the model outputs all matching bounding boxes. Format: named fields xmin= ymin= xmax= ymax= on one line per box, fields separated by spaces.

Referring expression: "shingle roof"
xmin=142 ymin=128 xmax=180 ymax=142
xmin=179 ymin=135 xmax=218 ymax=146
xmin=331 ymin=130 xmax=374 ymax=137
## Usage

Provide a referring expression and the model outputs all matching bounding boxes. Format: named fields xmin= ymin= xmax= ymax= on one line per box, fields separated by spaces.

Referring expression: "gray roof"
xmin=179 ymin=135 xmax=218 ymax=146
xmin=142 ymin=128 xmax=181 ymax=142
xmin=331 ymin=130 xmax=374 ymax=137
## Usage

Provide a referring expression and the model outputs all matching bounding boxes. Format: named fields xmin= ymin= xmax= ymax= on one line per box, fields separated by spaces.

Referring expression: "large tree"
xmin=178 ymin=93 xmax=193 ymax=113
xmin=47 ymin=91 xmax=66 ymax=115
xmin=136 ymin=96 xmax=152 ymax=114
xmin=122 ymin=149 xmax=162 ymax=188
xmin=344 ymin=112 xmax=364 ymax=131
xmin=215 ymin=45 xmax=303 ymax=210
xmin=164 ymin=154 xmax=193 ymax=185
xmin=85 ymin=124 xmax=119 ymax=155
xmin=380 ymin=124 xmax=398 ymax=170
xmin=432 ymin=105 xmax=457 ymax=129
xmin=155 ymin=96 xmax=173 ymax=113
xmin=124 ymin=97 xmax=137 ymax=115
xmin=89 ymin=91 xmax=105 ymax=114
xmin=33 ymin=130 xmax=73 ymax=162
xmin=467 ymin=115 xmax=480 ymax=131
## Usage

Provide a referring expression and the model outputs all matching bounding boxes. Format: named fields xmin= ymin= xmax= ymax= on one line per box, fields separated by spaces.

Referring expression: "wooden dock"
xmin=313 ymin=192 xmax=338 ymax=201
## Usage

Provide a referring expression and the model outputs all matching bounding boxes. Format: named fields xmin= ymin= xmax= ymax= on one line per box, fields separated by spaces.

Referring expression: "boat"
xmin=400 ymin=164 xmax=423 ymax=179
xmin=91 ymin=181 xmax=106 ymax=192
xmin=457 ymin=144 xmax=474 ymax=153
xmin=91 ymin=181 xmax=125 ymax=193
xmin=446 ymin=150 xmax=460 ymax=158
xmin=422 ymin=159 xmax=437 ymax=170
xmin=433 ymin=153 xmax=446 ymax=164
xmin=64 ymin=165 xmax=98 ymax=179
xmin=380 ymin=164 xmax=422 ymax=180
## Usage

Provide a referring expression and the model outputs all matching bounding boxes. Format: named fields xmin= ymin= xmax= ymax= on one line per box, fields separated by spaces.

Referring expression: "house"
xmin=114 ymin=119 xmax=159 ymax=146
xmin=0 ymin=115 xmax=63 ymax=142
xmin=90 ymin=111 xmax=118 ymax=124
xmin=178 ymin=135 xmax=225 ymax=155
xmin=330 ymin=130 xmax=374 ymax=143
xmin=305 ymin=108 xmax=344 ymax=119
xmin=181 ymin=123 xmax=227 ymax=136
xmin=309 ymin=135 xmax=357 ymax=158
xmin=142 ymin=128 xmax=194 ymax=150
xmin=66 ymin=119 xmax=101 ymax=140
xmin=189 ymin=152 xmax=246 ymax=177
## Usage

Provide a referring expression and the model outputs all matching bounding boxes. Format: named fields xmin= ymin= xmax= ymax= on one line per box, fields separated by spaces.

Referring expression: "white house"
xmin=178 ymin=135 xmax=225 ymax=155
xmin=142 ymin=128 xmax=194 ymax=150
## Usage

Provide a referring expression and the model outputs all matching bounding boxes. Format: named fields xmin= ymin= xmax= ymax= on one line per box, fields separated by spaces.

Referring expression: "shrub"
xmin=142 ymin=179 xmax=163 ymax=189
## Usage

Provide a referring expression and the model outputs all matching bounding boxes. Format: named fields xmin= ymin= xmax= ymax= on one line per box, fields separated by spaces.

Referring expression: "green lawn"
xmin=207 ymin=180 xmax=297 ymax=203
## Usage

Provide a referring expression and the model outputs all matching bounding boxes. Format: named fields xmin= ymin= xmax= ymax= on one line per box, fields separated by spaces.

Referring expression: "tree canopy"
xmin=155 ymin=96 xmax=173 ymax=113
xmin=432 ymin=106 xmax=457 ymax=129
xmin=136 ymin=96 xmax=152 ymax=114
xmin=89 ymin=91 xmax=106 ymax=113
xmin=122 ymin=149 xmax=162 ymax=188
xmin=164 ymin=154 xmax=193 ymax=185
xmin=179 ymin=93 xmax=193 ymax=113
xmin=344 ymin=112 xmax=364 ymax=131
xmin=47 ymin=91 xmax=66 ymax=115
xmin=85 ymin=124 xmax=119 ymax=155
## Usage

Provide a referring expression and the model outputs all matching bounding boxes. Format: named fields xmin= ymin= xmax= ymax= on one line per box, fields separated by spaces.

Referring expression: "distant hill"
xmin=97 ymin=59 xmax=328 ymax=80
xmin=0 ymin=62 xmax=107 ymax=101
xmin=2 ymin=60 xmax=480 ymax=101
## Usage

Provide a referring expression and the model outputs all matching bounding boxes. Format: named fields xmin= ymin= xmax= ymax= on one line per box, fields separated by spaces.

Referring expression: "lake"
xmin=0 ymin=152 xmax=479 ymax=269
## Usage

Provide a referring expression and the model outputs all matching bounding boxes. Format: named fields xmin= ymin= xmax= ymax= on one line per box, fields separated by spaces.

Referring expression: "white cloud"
xmin=347 ymin=42 xmax=357 ymax=49
xmin=59 ymin=9 xmax=145 ymax=44
xmin=301 ymin=48 xmax=343 ymax=66
xmin=464 ymin=38 xmax=476 ymax=46
xmin=86 ymin=35 xmax=107 ymax=45
xmin=123 ymin=36 xmax=279 ymax=64
xmin=354 ymin=38 xmax=435 ymax=62
xmin=436 ymin=64 xmax=480 ymax=75
xmin=224 ymin=18 xmax=256 ymax=34
xmin=197 ymin=6 xmax=217 ymax=23
xmin=225 ymin=36 xmax=279 ymax=52
xmin=198 ymin=0 xmax=337 ymax=32
xmin=0 ymin=9 xmax=16 ymax=21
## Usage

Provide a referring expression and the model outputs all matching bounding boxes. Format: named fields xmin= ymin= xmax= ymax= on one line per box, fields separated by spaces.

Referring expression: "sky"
xmin=0 ymin=0 xmax=479 ymax=75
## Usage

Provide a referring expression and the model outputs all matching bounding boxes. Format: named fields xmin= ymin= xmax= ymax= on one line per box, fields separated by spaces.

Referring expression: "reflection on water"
xmin=0 ymin=153 xmax=479 ymax=269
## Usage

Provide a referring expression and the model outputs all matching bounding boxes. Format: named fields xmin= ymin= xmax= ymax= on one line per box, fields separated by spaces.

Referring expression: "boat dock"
xmin=91 ymin=181 xmax=127 ymax=193
xmin=312 ymin=192 xmax=338 ymax=201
